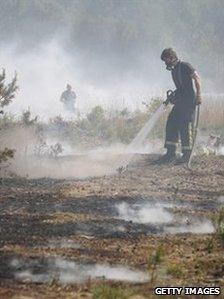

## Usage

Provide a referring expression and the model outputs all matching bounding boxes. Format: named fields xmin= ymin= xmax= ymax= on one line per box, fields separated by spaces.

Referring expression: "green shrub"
xmin=213 ymin=208 xmax=224 ymax=244
xmin=148 ymin=245 xmax=165 ymax=284
xmin=92 ymin=284 xmax=132 ymax=299
xmin=167 ymin=264 xmax=184 ymax=278
xmin=0 ymin=148 xmax=15 ymax=163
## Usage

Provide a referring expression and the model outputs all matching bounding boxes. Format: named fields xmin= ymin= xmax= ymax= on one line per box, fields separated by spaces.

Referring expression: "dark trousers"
xmin=165 ymin=106 xmax=195 ymax=153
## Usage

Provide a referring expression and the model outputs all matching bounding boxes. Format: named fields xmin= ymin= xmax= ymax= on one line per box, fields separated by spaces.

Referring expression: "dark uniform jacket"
xmin=171 ymin=61 xmax=196 ymax=110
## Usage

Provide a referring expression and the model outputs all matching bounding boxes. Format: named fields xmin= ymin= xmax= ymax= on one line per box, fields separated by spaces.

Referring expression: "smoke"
xmin=0 ymin=116 xmax=163 ymax=178
xmin=0 ymin=0 xmax=223 ymax=120
xmin=48 ymin=239 xmax=81 ymax=250
xmin=116 ymin=202 xmax=173 ymax=224
xmin=6 ymin=139 xmax=166 ymax=179
xmin=0 ymin=2 xmax=223 ymax=180
xmin=218 ymin=196 xmax=224 ymax=205
xmin=1 ymin=39 xmax=90 ymax=119
xmin=7 ymin=152 xmax=117 ymax=179
xmin=0 ymin=126 xmax=39 ymax=153
xmin=11 ymin=257 xmax=149 ymax=284
xmin=115 ymin=201 xmax=215 ymax=234
xmin=55 ymin=259 xmax=149 ymax=284
xmin=166 ymin=220 xmax=214 ymax=234
xmin=0 ymin=37 xmax=168 ymax=120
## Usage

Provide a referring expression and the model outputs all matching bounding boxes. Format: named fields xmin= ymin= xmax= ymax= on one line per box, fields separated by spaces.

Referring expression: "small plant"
xmin=92 ymin=283 xmax=132 ymax=299
xmin=167 ymin=264 xmax=184 ymax=278
xmin=0 ymin=148 xmax=15 ymax=163
xmin=205 ymin=237 xmax=214 ymax=253
xmin=48 ymin=277 xmax=60 ymax=286
xmin=213 ymin=208 xmax=224 ymax=244
xmin=87 ymin=105 xmax=105 ymax=125
xmin=173 ymin=183 xmax=180 ymax=200
xmin=146 ymin=97 xmax=162 ymax=117
xmin=148 ymin=245 xmax=165 ymax=284
xmin=34 ymin=141 xmax=63 ymax=158
xmin=21 ymin=108 xmax=38 ymax=126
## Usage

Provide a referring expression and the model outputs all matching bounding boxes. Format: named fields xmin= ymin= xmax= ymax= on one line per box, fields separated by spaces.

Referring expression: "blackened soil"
xmin=0 ymin=154 xmax=224 ymax=298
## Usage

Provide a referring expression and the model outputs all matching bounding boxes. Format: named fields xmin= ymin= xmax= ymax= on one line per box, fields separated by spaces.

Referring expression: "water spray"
xmin=116 ymin=98 xmax=167 ymax=172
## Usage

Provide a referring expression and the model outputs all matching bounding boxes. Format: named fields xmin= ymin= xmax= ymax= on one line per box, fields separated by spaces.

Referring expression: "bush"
xmin=167 ymin=264 xmax=184 ymax=278
xmin=92 ymin=284 xmax=132 ymax=299
xmin=148 ymin=245 xmax=165 ymax=284
xmin=213 ymin=208 xmax=224 ymax=244
xmin=87 ymin=106 xmax=105 ymax=125
xmin=0 ymin=148 xmax=15 ymax=163
xmin=21 ymin=108 xmax=38 ymax=126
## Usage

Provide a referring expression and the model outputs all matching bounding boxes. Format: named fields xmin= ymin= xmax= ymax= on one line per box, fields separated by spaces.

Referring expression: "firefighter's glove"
xmin=163 ymin=99 xmax=169 ymax=106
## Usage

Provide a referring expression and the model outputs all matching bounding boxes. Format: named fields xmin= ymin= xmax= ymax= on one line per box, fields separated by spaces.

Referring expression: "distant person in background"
xmin=60 ymin=84 xmax=77 ymax=113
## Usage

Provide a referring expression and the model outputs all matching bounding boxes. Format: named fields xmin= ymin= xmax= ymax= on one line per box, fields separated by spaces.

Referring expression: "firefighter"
xmin=60 ymin=84 xmax=77 ymax=113
xmin=158 ymin=48 xmax=202 ymax=164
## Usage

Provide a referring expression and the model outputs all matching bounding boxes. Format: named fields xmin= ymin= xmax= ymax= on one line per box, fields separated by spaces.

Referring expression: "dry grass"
xmin=0 ymin=96 xmax=224 ymax=153
xmin=200 ymin=95 xmax=224 ymax=132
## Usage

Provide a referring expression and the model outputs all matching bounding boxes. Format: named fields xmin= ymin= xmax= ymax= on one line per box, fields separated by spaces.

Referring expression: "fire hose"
xmin=187 ymin=104 xmax=200 ymax=169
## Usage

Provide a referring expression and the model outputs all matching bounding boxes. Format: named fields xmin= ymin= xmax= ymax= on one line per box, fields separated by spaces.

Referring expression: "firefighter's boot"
xmin=153 ymin=148 xmax=176 ymax=165
xmin=175 ymin=150 xmax=191 ymax=165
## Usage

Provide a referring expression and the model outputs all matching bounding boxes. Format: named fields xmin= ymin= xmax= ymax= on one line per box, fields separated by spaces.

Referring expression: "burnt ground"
xmin=0 ymin=154 xmax=224 ymax=298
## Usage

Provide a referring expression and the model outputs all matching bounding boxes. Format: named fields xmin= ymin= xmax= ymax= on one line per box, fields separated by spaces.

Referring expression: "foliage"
xmin=213 ymin=208 xmax=224 ymax=244
xmin=1 ymin=96 xmax=224 ymax=154
xmin=0 ymin=96 xmax=224 ymax=180
xmin=0 ymin=148 xmax=15 ymax=163
xmin=0 ymin=69 xmax=18 ymax=166
xmin=0 ymin=69 xmax=18 ymax=108
xmin=21 ymin=108 xmax=38 ymax=126
xmin=205 ymin=237 xmax=214 ymax=254
xmin=148 ymin=245 xmax=165 ymax=284
xmin=34 ymin=141 xmax=63 ymax=158
xmin=143 ymin=97 xmax=162 ymax=117
xmin=92 ymin=283 xmax=132 ymax=299
xmin=199 ymin=95 xmax=224 ymax=137
xmin=87 ymin=106 xmax=105 ymax=124
xmin=167 ymin=264 xmax=184 ymax=278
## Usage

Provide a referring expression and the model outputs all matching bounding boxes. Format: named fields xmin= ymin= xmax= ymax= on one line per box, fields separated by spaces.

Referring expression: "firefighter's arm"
xmin=192 ymin=71 xmax=202 ymax=104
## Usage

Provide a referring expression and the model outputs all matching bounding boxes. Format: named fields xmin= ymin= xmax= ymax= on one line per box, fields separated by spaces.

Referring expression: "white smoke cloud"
xmin=12 ymin=257 xmax=149 ymax=284
xmin=0 ymin=37 xmax=171 ymax=121
xmin=116 ymin=202 xmax=173 ymax=224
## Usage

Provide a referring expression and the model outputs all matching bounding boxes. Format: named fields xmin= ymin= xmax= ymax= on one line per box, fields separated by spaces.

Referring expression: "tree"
xmin=0 ymin=69 xmax=18 ymax=110
xmin=0 ymin=69 xmax=18 ymax=165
